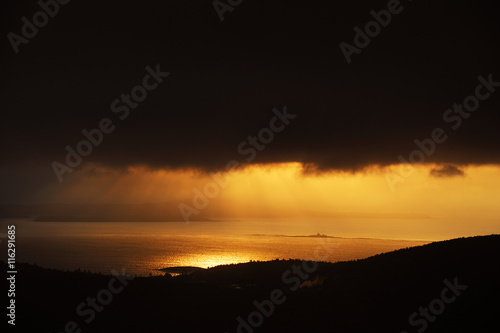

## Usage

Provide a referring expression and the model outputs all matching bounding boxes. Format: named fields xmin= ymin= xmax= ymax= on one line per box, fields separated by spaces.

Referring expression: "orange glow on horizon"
xmin=37 ymin=162 xmax=500 ymax=239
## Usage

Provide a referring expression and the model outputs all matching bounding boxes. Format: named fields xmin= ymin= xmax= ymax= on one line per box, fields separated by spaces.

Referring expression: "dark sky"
xmin=1 ymin=0 xmax=499 ymax=203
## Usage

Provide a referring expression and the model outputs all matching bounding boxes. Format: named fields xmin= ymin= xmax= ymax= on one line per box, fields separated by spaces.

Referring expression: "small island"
xmin=158 ymin=266 xmax=205 ymax=275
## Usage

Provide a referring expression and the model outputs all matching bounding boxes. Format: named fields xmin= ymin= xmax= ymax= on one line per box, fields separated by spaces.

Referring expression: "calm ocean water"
xmin=0 ymin=218 xmax=467 ymax=276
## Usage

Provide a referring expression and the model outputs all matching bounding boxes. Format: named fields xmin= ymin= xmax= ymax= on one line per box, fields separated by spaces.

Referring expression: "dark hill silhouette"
xmin=3 ymin=235 xmax=499 ymax=332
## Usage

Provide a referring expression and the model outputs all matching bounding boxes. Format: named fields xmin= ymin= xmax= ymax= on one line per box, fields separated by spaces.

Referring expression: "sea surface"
xmin=0 ymin=218 xmax=453 ymax=276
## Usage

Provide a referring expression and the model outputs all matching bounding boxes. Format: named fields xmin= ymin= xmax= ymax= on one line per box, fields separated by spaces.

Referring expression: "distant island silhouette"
xmin=33 ymin=215 xmax=215 ymax=222
xmin=250 ymin=233 xmax=429 ymax=241
xmin=0 ymin=203 xmax=214 ymax=222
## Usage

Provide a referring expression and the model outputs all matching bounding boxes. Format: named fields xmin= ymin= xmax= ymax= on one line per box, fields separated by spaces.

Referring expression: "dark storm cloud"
xmin=0 ymin=0 xmax=499 ymax=200
xmin=429 ymin=165 xmax=465 ymax=178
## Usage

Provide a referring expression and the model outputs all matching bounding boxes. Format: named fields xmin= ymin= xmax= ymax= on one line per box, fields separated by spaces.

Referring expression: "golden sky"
xmin=39 ymin=163 xmax=500 ymax=228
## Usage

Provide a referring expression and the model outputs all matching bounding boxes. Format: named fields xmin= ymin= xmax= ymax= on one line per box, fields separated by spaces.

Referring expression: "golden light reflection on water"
xmin=8 ymin=219 xmax=464 ymax=277
xmin=167 ymin=253 xmax=256 ymax=269
xmin=145 ymin=235 xmax=432 ymax=276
